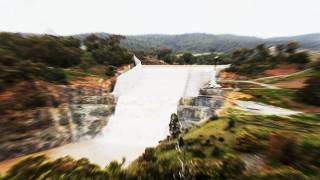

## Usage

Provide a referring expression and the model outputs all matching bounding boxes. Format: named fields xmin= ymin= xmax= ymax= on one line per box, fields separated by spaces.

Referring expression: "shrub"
xmin=190 ymin=159 xmax=220 ymax=179
xmin=234 ymin=132 xmax=265 ymax=152
xmin=268 ymin=133 xmax=299 ymax=165
xmin=191 ymin=147 xmax=206 ymax=158
xmin=225 ymin=118 xmax=235 ymax=130
xmin=300 ymin=138 xmax=320 ymax=166
xmin=255 ymin=167 xmax=307 ymax=180
xmin=218 ymin=137 xmax=225 ymax=142
xmin=287 ymin=52 xmax=310 ymax=64
xmin=296 ymin=74 xmax=320 ymax=105
xmin=141 ymin=148 xmax=157 ymax=162
xmin=43 ymin=68 xmax=68 ymax=84
xmin=130 ymin=158 xmax=178 ymax=180
xmin=220 ymin=154 xmax=246 ymax=179
xmin=211 ymin=146 xmax=222 ymax=157
xmin=105 ymin=65 xmax=117 ymax=77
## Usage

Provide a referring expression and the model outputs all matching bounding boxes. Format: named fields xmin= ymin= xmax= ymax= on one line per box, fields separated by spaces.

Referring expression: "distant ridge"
xmin=73 ymin=32 xmax=320 ymax=52
xmin=14 ymin=32 xmax=320 ymax=52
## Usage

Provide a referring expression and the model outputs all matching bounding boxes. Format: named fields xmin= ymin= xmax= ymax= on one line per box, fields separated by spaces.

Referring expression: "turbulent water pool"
xmin=0 ymin=64 xmax=225 ymax=170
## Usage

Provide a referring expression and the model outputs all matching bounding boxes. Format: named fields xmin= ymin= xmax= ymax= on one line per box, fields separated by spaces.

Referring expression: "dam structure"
xmin=47 ymin=57 xmax=226 ymax=166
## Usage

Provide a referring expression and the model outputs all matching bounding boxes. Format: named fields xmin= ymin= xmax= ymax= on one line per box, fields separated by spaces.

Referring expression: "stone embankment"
xmin=177 ymin=83 xmax=225 ymax=127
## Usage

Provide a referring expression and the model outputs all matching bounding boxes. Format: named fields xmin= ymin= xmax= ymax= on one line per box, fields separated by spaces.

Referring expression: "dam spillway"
xmin=46 ymin=64 xmax=225 ymax=166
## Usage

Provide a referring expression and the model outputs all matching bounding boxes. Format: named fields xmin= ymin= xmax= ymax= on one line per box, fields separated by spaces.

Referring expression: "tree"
xmin=286 ymin=42 xmax=299 ymax=54
xmin=169 ymin=113 xmax=180 ymax=138
xmin=180 ymin=53 xmax=195 ymax=64
xmin=156 ymin=48 xmax=172 ymax=59
xmin=296 ymin=74 xmax=320 ymax=105
xmin=275 ymin=44 xmax=285 ymax=54
xmin=287 ymin=51 xmax=310 ymax=64
xmin=84 ymin=34 xmax=132 ymax=66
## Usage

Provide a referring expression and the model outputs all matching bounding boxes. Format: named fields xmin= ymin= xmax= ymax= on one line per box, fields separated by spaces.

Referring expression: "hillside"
xmin=74 ymin=33 xmax=320 ymax=52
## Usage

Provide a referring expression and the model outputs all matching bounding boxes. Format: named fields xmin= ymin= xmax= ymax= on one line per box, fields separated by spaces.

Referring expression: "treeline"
xmin=135 ymin=48 xmax=231 ymax=65
xmin=226 ymin=42 xmax=310 ymax=75
xmin=296 ymin=58 xmax=320 ymax=105
xmin=0 ymin=33 xmax=132 ymax=89
xmin=120 ymin=33 xmax=320 ymax=52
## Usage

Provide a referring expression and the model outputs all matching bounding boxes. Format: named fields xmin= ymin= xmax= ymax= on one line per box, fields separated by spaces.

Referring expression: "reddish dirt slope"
xmin=264 ymin=64 xmax=302 ymax=76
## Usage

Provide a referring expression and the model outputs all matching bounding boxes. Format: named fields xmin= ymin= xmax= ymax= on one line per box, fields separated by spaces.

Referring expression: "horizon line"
xmin=1 ymin=30 xmax=319 ymax=39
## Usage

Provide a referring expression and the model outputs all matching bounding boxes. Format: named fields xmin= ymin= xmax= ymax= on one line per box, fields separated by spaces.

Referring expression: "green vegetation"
xmin=226 ymin=42 xmax=310 ymax=76
xmin=255 ymin=68 xmax=317 ymax=84
xmin=246 ymin=58 xmax=320 ymax=107
xmin=154 ymin=48 xmax=231 ymax=65
xmin=84 ymin=34 xmax=132 ymax=66
xmin=296 ymin=73 xmax=320 ymax=106
xmin=118 ymin=33 xmax=320 ymax=53
xmin=240 ymin=89 xmax=297 ymax=109
xmin=169 ymin=113 xmax=181 ymax=138
xmin=5 ymin=109 xmax=319 ymax=179
xmin=0 ymin=33 xmax=81 ymax=87
xmin=0 ymin=32 xmax=132 ymax=89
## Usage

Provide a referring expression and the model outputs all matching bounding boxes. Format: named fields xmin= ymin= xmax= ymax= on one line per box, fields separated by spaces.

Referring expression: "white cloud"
xmin=0 ymin=0 xmax=319 ymax=37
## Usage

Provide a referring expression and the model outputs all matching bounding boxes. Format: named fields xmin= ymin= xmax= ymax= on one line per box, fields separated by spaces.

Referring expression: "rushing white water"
xmin=47 ymin=63 xmax=226 ymax=167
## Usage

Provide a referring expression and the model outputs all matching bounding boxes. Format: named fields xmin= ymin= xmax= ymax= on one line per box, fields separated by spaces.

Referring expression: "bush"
xmin=105 ymin=65 xmax=117 ymax=77
xmin=255 ymin=167 xmax=307 ymax=180
xmin=141 ymin=148 xmax=157 ymax=162
xmin=218 ymin=137 xmax=225 ymax=142
xmin=191 ymin=147 xmax=206 ymax=158
xmin=129 ymin=158 xmax=178 ymax=179
xmin=43 ymin=68 xmax=68 ymax=84
xmin=190 ymin=159 xmax=221 ymax=179
xmin=296 ymin=74 xmax=320 ymax=105
xmin=234 ymin=132 xmax=266 ymax=152
xmin=211 ymin=146 xmax=222 ymax=157
xmin=268 ymin=133 xmax=299 ymax=165
xmin=225 ymin=118 xmax=235 ymax=130
xmin=300 ymin=138 xmax=320 ymax=166
xmin=220 ymin=154 xmax=246 ymax=179
xmin=287 ymin=52 xmax=310 ymax=64
xmin=3 ymin=155 xmax=128 ymax=180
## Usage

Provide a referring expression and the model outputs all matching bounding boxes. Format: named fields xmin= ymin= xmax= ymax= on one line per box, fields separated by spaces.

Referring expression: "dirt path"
xmin=253 ymin=68 xmax=312 ymax=83
xmin=219 ymin=80 xmax=280 ymax=89
xmin=235 ymin=100 xmax=300 ymax=115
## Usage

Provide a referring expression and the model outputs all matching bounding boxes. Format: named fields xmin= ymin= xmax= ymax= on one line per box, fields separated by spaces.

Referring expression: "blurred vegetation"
xmin=118 ymin=33 xmax=320 ymax=53
xmin=0 ymin=32 xmax=132 ymax=89
xmin=153 ymin=48 xmax=231 ymax=65
xmin=295 ymin=58 xmax=320 ymax=105
xmin=226 ymin=42 xmax=310 ymax=76
xmin=5 ymin=109 xmax=319 ymax=179
xmin=240 ymin=89 xmax=297 ymax=109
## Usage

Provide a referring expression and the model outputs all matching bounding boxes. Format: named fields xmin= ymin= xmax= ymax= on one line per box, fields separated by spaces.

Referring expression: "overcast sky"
xmin=0 ymin=0 xmax=319 ymax=38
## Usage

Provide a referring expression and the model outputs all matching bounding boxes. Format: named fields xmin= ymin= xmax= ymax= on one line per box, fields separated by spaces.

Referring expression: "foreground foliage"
xmin=4 ymin=110 xmax=319 ymax=179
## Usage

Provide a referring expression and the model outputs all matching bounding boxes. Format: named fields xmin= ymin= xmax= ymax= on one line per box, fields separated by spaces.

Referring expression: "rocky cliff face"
xmin=177 ymin=86 xmax=224 ymax=128
xmin=0 ymin=78 xmax=116 ymax=161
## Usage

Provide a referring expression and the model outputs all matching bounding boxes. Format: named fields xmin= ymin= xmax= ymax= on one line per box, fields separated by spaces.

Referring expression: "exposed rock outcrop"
xmin=177 ymin=84 xmax=225 ymax=128
xmin=0 ymin=78 xmax=116 ymax=161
